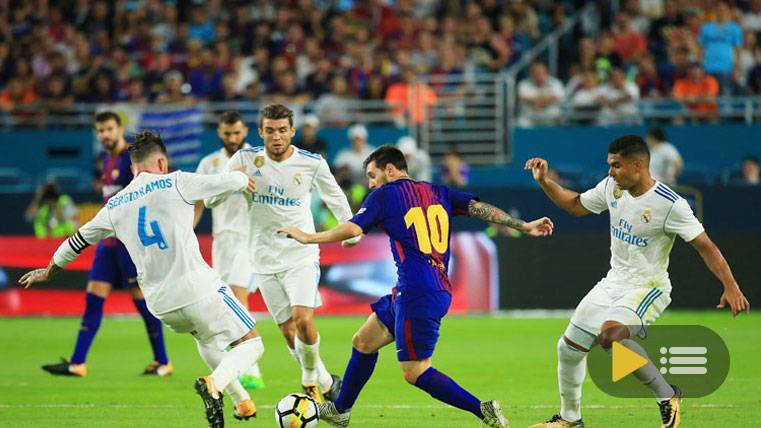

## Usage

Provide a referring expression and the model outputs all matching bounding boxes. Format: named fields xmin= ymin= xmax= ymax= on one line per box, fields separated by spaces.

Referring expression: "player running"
xmin=209 ymin=104 xmax=354 ymax=403
xmin=525 ymin=135 xmax=750 ymax=428
xmin=42 ymin=111 xmax=171 ymax=378
xmin=20 ymin=132 xmax=265 ymax=428
xmin=278 ymin=145 xmax=554 ymax=427
xmin=195 ymin=111 xmax=264 ymax=390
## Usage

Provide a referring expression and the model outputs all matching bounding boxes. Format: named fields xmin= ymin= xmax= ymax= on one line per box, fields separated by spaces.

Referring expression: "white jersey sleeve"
xmin=175 ymin=170 xmax=248 ymax=204
xmin=205 ymin=152 xmax=246 ymax=208
xmin=53 ymin=207 xmax=114 ymax=267
xmin=312 ymin=157 xmax=353 ymax=222
xmin=579 ymin=177 xmax=610 ymax=214
xmin=664 ymin=198 xmax=704 ymax=242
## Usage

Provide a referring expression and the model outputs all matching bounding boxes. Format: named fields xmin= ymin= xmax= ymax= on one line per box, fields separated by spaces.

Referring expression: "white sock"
xmin=620 ymin=338 xmax=675 ymax=402
xmin=211 ymin=337 xmax=265 ymax=393
xmin=195 ymin=340 xmax=251 ymax=404
xmin=288 ymin=346 xmax=301 ymax=365
xmin=557 ymin=337 xmax=587 ymax=422
xmin=315 ymin=358 xmax=333 ymax=392
xmin=295 ymin=334 xmax=326 ymax=386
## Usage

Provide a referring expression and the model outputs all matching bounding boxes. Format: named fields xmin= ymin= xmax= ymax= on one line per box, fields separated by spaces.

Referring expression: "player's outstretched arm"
xmin=468 ymin=200 xmax=554 ymax=237
xmin=689 ymin=232 xmax=750 ymax=317
xmin=277 ymin=221 xmax=364 ymax=245
xmin=524 ymin=157 xmax=591 ymax=217
xmin=18 ymin=260 xmax=63 ymax=288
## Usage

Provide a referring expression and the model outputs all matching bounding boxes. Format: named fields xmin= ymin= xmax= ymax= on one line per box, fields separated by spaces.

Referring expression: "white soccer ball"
xmin=275 ymin=393 xmax=319 ymax=428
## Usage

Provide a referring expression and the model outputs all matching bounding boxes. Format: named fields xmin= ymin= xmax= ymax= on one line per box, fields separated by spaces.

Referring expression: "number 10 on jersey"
xmin=404 ymin=204 xmax=449 ymax=254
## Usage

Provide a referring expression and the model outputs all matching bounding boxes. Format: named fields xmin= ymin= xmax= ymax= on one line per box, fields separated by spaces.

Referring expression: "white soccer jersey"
xmin=53 ymin=170 xmax=249 ymax=315
xmin=196 ymin=144 xmax=251 ymax=236
xmin=579 ymin=177 xmax=704 ymax=291
xmin=214 ymin=145 xmax=353 ymax=274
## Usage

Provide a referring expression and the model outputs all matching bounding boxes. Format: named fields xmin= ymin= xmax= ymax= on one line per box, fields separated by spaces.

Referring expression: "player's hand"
xmin=276 ymin=226 xmax=313 ymax=244
xmin=716 ymin=285 xmax=750 ymax=317
xmin=524 ymin=157 xmax=549 ymax=183
xmin=237 ymin=166 xmax=256 ymax=193
xmin=18 ymin=268 xmax=50 ymax=288
xmin=522 ymin=217 xmax=554 ymax=237
xmin=341 ymin=235 xmax=362 ymax=248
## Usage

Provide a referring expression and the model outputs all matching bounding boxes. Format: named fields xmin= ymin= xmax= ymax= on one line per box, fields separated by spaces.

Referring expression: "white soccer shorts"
xmin=570 ymin=277 xmax=671 ymax=338
xmin=211 ymin=233 xmax=253 ymax=289
xmin=254 ymin=262 xmax=322 ymax=325
xmin=158 ymin=285 xmax=256 ymax=351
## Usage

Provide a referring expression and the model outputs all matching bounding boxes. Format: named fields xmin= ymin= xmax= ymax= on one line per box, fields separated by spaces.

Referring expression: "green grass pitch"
xmin=1 ymin=311 xmax=758 ymax=427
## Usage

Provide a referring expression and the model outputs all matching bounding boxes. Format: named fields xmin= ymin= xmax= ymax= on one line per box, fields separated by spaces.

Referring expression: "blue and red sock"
xmin=133 ymin=298 xmax=169 ymax=365
xmin=334 ymin=348 xmax=378 ymax=413
xmin=414 ymin=367 xmax=484 ymax=419
xmin=70 ymin=293 xmax=105 ymax=364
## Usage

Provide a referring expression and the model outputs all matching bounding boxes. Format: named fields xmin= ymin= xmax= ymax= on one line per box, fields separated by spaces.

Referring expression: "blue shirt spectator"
xmin=699 ymin=4 xmax=742 ymax=75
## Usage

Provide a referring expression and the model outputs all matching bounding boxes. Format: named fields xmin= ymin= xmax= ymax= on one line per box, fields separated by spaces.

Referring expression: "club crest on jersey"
xmin=212 ymin=158 xmax=219 ymax=168
xmin=641 ymin=208 xmax=652 ymax=223
xmin=254 ymin=156 xmax=265 ymax=168
xmin=613 ymin=185 xmax=624 ymax=199
xmin=111 ymin=169 xmax=120 ymax=179
xmin=293 ymin=172 xmax=302 ymax=185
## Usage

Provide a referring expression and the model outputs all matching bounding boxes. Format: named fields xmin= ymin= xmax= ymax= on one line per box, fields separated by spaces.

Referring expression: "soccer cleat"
xmin=239 ymin=373 xmax=265 ymax=390
xmin=316 ymin=401 xmax=351 ymax=427
xmin=233 ymin=399 xmax=256 ymax=421
xmin=302 ymin=384 xmax=324 ymax=404
xmin=41 ymin=358 xmax=87 ymax=377
xmin=194 ymin=376 xmax=224 ymax=428
xmin=480 ymin=400 xmax=509 ymax=428
xmin=141 ymin=360 xmax=173 ymax=376
xmin=658 ymin=384 xmax=682 ymax=428
xmin=529 ymin=414 xmax=585 ymax=427
xmin=323 ymin=374 xmax=342 ymax=402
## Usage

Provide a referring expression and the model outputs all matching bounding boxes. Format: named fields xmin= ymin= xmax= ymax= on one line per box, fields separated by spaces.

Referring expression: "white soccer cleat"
xmin=316 ymin=401 xmax=351 ymax=427
xmin=481 ymin=400 xmax=509 ymax=428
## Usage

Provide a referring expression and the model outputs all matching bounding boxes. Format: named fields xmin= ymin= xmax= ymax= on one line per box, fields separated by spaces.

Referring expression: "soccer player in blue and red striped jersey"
xmin=279 ymin=146 xmax=554 ymax=427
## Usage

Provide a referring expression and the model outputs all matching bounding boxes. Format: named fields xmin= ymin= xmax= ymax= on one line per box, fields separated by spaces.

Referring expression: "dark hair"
xmin=259 ymin=104 xmax=293 ymax=128
xmin=129 ymin=131 xmax=168 ymax=163
xmin=219 ymin=111 xmax=244 ymax=126
xmin=608 ymin=135 xmax=650 ymax=159
xmin=95 ymin=111 xmax=121 ymax=126
xmin=647 ymin=126 xmax=667 ymax=142
xmin=363 ymin=145 xmax=408 ymax=172
xmin=743 ymin=155 xmax=759 ymax=165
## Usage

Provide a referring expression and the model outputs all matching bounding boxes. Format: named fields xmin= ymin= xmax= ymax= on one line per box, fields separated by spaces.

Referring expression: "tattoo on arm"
xmin=468 ymin=200 xmax=525 ymax=230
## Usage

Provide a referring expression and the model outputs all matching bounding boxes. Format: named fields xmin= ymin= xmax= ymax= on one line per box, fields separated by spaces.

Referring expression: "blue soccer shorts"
xmin=371 ymin=290 xmax=452 ymax=362
xmin=89 ymin=240 xmax=138 ymax=288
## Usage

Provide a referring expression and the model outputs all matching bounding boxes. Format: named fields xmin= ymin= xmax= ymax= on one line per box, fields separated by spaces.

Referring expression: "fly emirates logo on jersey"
xmin=250 ymin=184 xmax=302 ymax=207
xmin=106 ymin=178 xmax=173 ymax=209
xmin=610 ymin=218 xmax=649 ymax=247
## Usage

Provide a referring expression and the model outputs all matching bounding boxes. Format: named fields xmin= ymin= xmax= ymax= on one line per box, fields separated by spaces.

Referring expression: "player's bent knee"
xmin=597 ymin=322 xmax=629 ymax=350
xmin=351 ymin=332 xmax=376 ymax=354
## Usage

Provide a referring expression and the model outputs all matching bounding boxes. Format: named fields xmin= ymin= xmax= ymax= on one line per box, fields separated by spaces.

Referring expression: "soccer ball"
xmin=275 ymin=393 xmax=319 ymax=428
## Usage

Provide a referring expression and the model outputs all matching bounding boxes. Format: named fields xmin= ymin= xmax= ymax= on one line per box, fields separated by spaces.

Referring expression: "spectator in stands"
xmin=397 ymin=136 xmax=432 ymax=182
xmin=124 ymin=78 xmax=148 ymax=105
xmin=598 ymin=67 xmax=641 ymax=125
xmin=569 ymin=70 xmax=602 ymax=124
xmin=738 ymin=156 xmax=760 ymax=185
xmin=188 ymin=49 xmax=224 ymax=99
xmin=25 ymin=181 xmax=77 ymax=239
xmin=441 ymin=149 xmax=469 ymax=188
xmin=595 ymin=31 xmax=622 ymax=82
xmin=744 ymin=0 xmax=761 ymax=34
xmin=646 ymin=127 xmax=683 ymax=185
xmin=673 ymin=62 xmax=719 ymax=121
xmin=0 ymin=77 xmax=37 ymax=112
xmin=385 ymin=65 xmax=438 ymax=127
xmin=748 ymin=62 xmax=761 ymax=94
xmin=737 ymin=31 xmax=761 ymax=89
xmin=517 ymin=62 xmax=565 ymax=127
xmin=211 ymin=72 xmax=242 ymax=102
xmin=334 ymin=124 xmax=376 ymax=185
xmin=699 ymin=2 xmax=743 ymax=95
xmin=636 ymin=55 xmax=666 ymax=98
xmin=648 ymin=0 xmax=684 ymax=63
xmin=293 ymin=114 xmax=327 ymax=157
xmin=314 ymin=74 xmax=353 ymax=126
xmin=612 ymin=11 xmax=648 ymax=67
xmin=156 ymin=70 xmax=195 ymax=105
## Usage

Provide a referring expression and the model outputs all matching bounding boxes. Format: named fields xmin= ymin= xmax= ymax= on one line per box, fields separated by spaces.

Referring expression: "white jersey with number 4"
xmin=579 ymin=177 xmax=704 ymax=292
xmin=53 ymin=170 xmax=249 ymax=315
xmin=217 ymin=146 xmax=353 ymax=274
